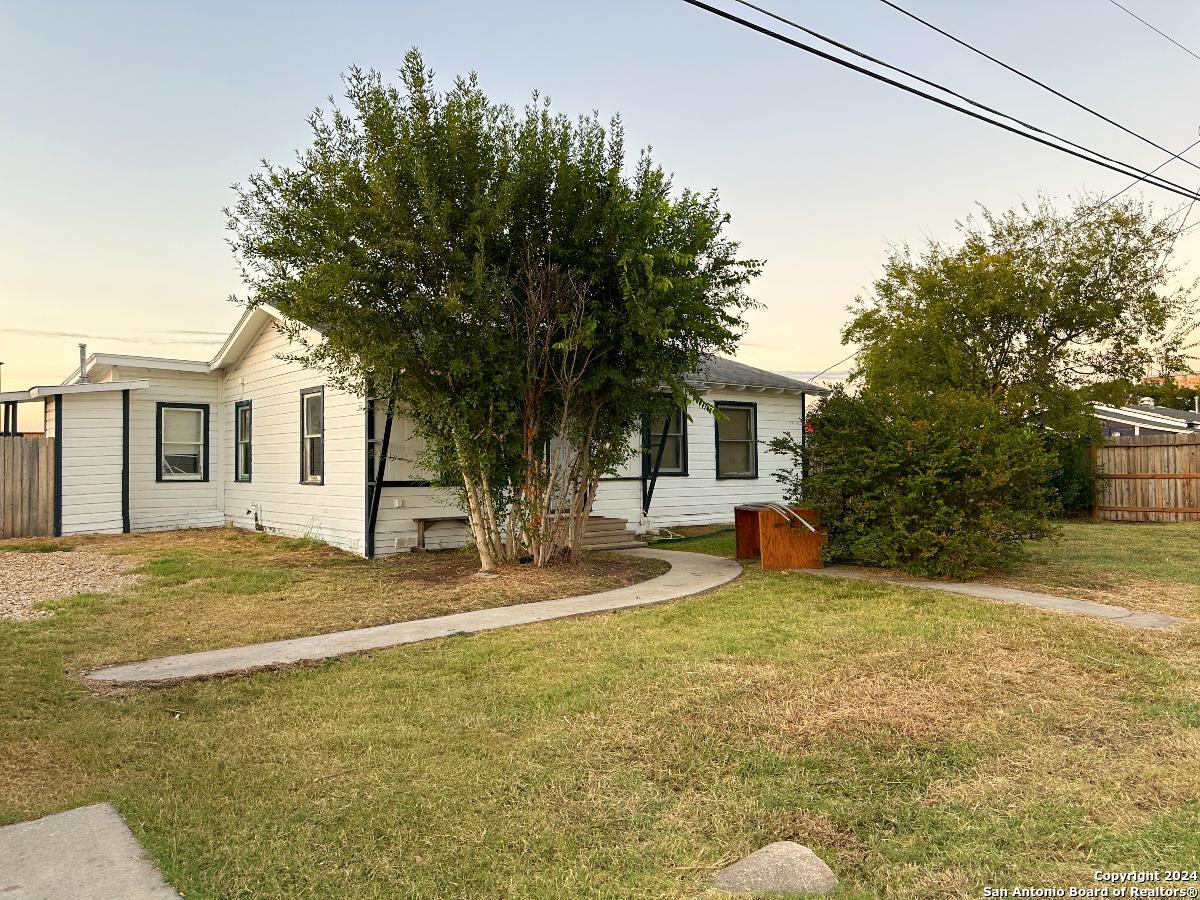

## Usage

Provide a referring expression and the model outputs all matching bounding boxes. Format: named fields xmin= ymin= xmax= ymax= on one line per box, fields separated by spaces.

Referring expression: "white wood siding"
xmin=373 ymin=485 xmax=468 ymax=554
xmin=125 ymin=371 xmax=223 ymax=532
xmin=592 ymin=389 xmax=804 ymax=529
xmin=365 ymin=408 xmax=465 ymax=554
xmin=221 ymin=322 xmax=367 ymax=554
xmin=58 ymin=392 xmax=124 ymax=535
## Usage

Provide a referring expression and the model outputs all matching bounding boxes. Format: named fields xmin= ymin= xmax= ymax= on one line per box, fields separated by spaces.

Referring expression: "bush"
xmin=1048 ymin=437 xmax=1095 ymax=516
xmin=771 ymin=387 xmax=1057 ymax=580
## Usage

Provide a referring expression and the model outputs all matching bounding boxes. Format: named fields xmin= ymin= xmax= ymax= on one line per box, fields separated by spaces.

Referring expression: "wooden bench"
xmin=412 ymin=515 xmax=470 ymax=550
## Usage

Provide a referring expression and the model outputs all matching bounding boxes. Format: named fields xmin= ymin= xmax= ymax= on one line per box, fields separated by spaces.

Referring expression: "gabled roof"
xmin=209 ymin=306 xmax=280 ymax=372
xmin=690 ymin=355 xmax=829 ymax=395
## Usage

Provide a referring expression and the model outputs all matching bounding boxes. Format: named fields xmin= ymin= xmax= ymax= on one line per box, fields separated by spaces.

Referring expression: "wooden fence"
xmin=0 ymin=436 xmax=56 ymax=538
xmin=1094 ymin=433 xmax=1200 ymax=522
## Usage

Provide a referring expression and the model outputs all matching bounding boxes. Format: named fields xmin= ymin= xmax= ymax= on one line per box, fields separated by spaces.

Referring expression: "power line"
xmin=876 ymin=0 xmax=1200 ymax=176
xmin=679 ymin=0 xmax=1200 ymax=201
xmin=809 ymin=348 xmax=859 ymax=383
xmin=1063 ymin=136 xmax=1200 ymax=233
xmin=728 ymin=0 xmax=1199 ymax=192
xmin=1103 ymin=0 xmax=1200 ymax=65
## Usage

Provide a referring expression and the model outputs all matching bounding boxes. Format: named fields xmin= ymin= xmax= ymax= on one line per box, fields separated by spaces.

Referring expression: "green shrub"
xmin=771 ymin=387 xmax=1057 ymax=580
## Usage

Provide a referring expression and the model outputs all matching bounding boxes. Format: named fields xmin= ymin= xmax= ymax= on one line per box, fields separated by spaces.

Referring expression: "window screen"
xmin=235 ymin=401 xmax=252 ymax=482
xmin=159 ymin=405 xmax=207 ymax=481
xmin=716 ymin=403 xmax=756 ymax=478
xmin=646 ymin=406 xmax=687 ymax=474
xmin=301 ymin=389 xmax=324 ymax=484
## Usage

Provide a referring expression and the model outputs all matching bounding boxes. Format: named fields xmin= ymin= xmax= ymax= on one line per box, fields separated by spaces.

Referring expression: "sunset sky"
xmin=3 ymin=0 xmax=1200 ymax=429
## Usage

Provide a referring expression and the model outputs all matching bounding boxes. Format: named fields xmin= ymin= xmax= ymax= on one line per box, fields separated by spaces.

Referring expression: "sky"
xmin=3 ymin=0 xmax=1200 ymax=429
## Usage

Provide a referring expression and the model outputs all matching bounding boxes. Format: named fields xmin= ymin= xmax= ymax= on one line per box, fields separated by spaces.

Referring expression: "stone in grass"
xmin=712 ymin=841 xmax=838 ymax=895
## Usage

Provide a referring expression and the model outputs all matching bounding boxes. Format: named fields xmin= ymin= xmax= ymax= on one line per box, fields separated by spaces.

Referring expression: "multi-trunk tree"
xmin=227 ymin=51 xmax=760 ymax=571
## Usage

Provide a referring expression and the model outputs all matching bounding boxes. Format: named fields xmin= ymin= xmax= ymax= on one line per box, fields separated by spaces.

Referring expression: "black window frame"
xmin=234 ymin=399 xmax=252 ymax=483
xmin=714 ymin=400 xmax=758 ymax=480
xmin=155 ymin=401 xmax=210 ymax=483
xmin=300 ymin=386 xmax=325 ymax=486
xmin=642 ymin=405 xmax=689 ymax=477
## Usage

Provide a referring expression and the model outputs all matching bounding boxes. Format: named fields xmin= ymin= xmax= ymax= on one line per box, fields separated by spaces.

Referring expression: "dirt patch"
xmin=0 ymin=550 xmax=144 ymax=620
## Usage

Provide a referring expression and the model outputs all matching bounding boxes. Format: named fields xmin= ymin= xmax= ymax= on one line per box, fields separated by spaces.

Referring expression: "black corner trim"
xmin=234 ymin=399 xmax=253 ymax=483
xmin=121 ymin=390 xmax=130 ymax=533
xmin=53 ymin=398 xmax=63 ymax=537
xmin=299 ymin=386 xmax=325 ymax=485
xmin=714 ymin=400 xmax=759 ymax=480
xmin=155 ymin=402 xmax=211 ymax=482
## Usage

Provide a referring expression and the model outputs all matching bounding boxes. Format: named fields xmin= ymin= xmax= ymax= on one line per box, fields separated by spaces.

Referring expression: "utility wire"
xmin=728 ymin=0 xmax=1198 ymax=192
xmin=877 ymin=0 xmax=1200 ymax=175
xmin=680 ymin=0 xmax=1200 ymax=200
xmin=808 ymin=348 xmax=859 ymax=383
xmin=1103 ymin=0 xmax=1200 ymax=65
xmin=1062 ymin=136 xmax=1200 ymax=233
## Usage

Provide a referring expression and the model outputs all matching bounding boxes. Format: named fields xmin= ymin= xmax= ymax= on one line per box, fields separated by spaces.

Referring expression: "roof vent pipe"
xmin=78 ymin=343 xmax=88 ymax=384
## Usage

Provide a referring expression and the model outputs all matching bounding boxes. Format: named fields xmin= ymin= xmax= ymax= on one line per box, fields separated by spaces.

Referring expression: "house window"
xmin=157 ymin=403 xmax=209 ymax=482
xmin=300 ymin=387 xmax=324 ymax=485
xmin=644 ymin=406 xmax=688 ymax=475
xmin=235 ymin=400 xmax=252 ymax=482
xmin=715 ymin=402 xmax=757 ymax=479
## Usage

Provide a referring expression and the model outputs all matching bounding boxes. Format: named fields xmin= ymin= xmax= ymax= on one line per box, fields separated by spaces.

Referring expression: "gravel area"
xmin=0 ymin=551 xmax=143 ymax=621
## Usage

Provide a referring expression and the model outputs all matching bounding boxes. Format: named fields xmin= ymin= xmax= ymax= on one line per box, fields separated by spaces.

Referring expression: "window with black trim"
xmin=300 ymin=388 xmax=324 ymax=484
xmin=235 ymin=400 xmax=252 ymax=482
xmin=157 ymin=403 xmax=209 ymax=481
xmin=644 ymin=406 xmax=688 ymax=475
xmin=715 ymin=402 xmax=757 ymax=479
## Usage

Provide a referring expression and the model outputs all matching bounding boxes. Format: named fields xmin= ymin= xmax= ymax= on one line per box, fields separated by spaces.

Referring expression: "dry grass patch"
xmin=2 ymin=523 xmax=1198 ymax=898
xmin=0 ymin=527 xmax=667 ymax=669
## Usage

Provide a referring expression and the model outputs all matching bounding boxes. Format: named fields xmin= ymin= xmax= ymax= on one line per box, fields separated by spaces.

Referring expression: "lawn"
xmin=2 ymin=522 xmax=1198 ymax=898
xmin=0 ymin=528 xmax=667 ymax=671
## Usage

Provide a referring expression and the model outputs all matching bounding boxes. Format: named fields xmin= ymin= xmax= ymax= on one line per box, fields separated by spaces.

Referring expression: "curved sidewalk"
xmin=85 ymin=548 xmax=742 ymax=687
xmin=803 ymin=566 xmax=1182 ymax=630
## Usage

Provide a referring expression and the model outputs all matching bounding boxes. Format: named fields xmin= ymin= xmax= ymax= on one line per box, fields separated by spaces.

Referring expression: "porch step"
xmin=581 ymin=516 xmax=646 ymax=551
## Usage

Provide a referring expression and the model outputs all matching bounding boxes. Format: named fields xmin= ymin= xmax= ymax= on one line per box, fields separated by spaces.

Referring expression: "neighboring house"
xmin=1093 ymin=398 xmax=1200 ymax=437
xmin=0 ymin=307 xmax=827 ymax=556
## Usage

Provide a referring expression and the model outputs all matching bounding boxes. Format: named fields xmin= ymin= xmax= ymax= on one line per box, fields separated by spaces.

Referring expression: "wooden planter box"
xmin=734 ymin=504 xmax=825 ymax=570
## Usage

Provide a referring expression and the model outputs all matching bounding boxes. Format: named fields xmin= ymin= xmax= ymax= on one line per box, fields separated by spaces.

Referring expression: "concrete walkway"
xmin=803 ymin=566 xmax=1183 ymax=630
xmin=0 ymin=803 xmax=178 ymax=899
xmin=85 ymin=548 xmax=742 ymax=687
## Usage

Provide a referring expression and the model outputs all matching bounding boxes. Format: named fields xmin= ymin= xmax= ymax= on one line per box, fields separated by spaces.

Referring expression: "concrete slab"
xmin=0 ymin=803 xmax=178 ymax=899
xmin=804 ymin=566 xmax=1183 ymax=630
xmin=85 ymin=548 xmax=742 ymax=687
xmin=713 ymin=841 xmax=838 ymax=894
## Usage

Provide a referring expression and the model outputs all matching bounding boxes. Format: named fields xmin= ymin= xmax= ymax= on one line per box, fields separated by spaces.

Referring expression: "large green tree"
xmin=227 ymin=51 xmax=760 ymax=570
xmin=846 ymin=197 xmax=1197 ymax=439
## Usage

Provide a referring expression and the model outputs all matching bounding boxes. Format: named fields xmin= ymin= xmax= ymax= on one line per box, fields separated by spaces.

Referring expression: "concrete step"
xmin=583 ymin=523 xmax=633 ymax=536
xmin=583 ymin=538 xmax=648 ymax=551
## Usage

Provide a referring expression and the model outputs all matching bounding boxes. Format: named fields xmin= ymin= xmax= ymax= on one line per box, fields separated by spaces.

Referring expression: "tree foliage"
xmin=772 ymin=387 xmax=1057 ymax=579
xmin=227 ymin=51 xmax=760 ymax=570
xmin=845 ymin=196 xmax=1197 ymax=439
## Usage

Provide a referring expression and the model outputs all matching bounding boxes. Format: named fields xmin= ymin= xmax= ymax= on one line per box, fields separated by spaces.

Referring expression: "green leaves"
xmin=226 ymin=49 xmax=760 ymax=566
xmin=845 ymin=195 xmax=1197 ymax=438
xmin=773 ymin=387 xmax=1057 ymax=580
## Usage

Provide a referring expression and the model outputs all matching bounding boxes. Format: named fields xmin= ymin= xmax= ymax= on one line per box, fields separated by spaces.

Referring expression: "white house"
xmin=0 ymin=307 xmax=827 ymax=556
